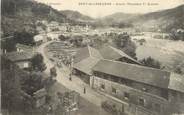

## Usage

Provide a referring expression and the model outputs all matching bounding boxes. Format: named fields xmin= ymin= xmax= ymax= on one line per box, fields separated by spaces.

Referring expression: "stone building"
xmin=73 ymin=45 xmax=141 ymax=84
xmin=16 ymin=43 xmax=34 ymax=52
xmin=90 ymin=60 xmax=184 ymax=115
xmin=33 ymin=34 xmax=47 ymax=45
xmin=73 ymin=45 xmax=103 ymax=84
xmin=62 ymin=91 xmax=80 ymax=111
xmin=33 ymin=88 xmax=47 ymax=108
xmin=4 ymin=51 xmax=33 ymax=70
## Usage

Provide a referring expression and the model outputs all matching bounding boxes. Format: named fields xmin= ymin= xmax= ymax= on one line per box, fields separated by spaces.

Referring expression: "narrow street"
xmin=36 ymin=41 xmax=109 ymax=107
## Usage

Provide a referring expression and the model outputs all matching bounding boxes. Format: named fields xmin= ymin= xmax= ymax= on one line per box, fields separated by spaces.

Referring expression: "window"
xmin=121 ymin=79 xmax=125 ymax=84
xmin=23 ymin=62 xmax=29 ymax=68
xmin=124 ymin=92 xmax=130 ymax=100
xmin=138 ymin=98 xmax=145 ymax=106
xmin=153 ymin=103 xmax=161 ymax=112
xmin=101 ymin=84 xmax=105 ymax=90
xmin=142 ymin=87 xmax=148 ymax=92
xmin=112 ymin=87 xmax=117 ymax=94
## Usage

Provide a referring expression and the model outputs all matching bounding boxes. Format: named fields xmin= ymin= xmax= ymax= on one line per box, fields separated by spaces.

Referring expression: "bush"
xmin=22 ymin=72 xmax=44 ymax=95
xmin=31 ymin=53 xmax=47 ymax=71
xmin=114 ymin=33 xmax=137 ymax=59
xmin=101 ymin=101 xmax=123 ymax=115
xmin=58 ymin=35 xmax=69 ymax=41
xmin=50 ymin=67 xmax=57 ymax=78
xmin=140 ymin=57 xmax=161 ymax=69
xmin=14 ymin=30 xmax=36 ymax=46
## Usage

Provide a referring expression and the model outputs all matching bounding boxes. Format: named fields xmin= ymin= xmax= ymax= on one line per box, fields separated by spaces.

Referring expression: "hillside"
xmin=99 ymin=5 xmax=184 ymax=32
xmin=97 ymin=13 xmax=139 ymax=27
xmin=60 ymin=10 xmax=94 ymax=23
xmin=1 ymin=0 xmax=69 ymax=36
xmin=133 ymin=5 xmax=184 ymax=32
xmin=1 ymin=0 xmax=183 ymax=35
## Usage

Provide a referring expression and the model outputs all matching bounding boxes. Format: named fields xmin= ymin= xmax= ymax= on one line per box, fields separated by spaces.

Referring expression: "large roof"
xmin=73 ymin=57 xmax=101 ymax=75
xmin=99 ymin=45 xmax=140 ymax=64
xmin=5 ymin=51 xmax=33 ymax=62
xmin=74 ymin=45 xmax=103 ymax=63
xmin=16 ymin=43 xmax=33 ymax=52
xmin=169 ymin=73 xmax=184 ymax=93
xmin=73 ymin=45 xmax=140 ymax=75
xmin=93 ymin=60 xmax=171 ymax=89
xmin=73 ymin=46 xmax=103 ymax=75
xmin=73 ymin=46 xmax=184 ymax=93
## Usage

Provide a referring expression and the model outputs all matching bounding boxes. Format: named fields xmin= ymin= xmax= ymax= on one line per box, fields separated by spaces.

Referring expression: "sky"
xmin=35 ymin=0 xmax=184 ymax=18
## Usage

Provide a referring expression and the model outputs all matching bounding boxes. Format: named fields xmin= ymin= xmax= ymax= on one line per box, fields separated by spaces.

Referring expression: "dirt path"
xmin=36 ymin=41 xmax=109 ymax=107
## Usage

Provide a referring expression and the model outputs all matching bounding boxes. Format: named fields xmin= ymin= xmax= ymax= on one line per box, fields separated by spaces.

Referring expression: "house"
xmin=33 ymin=88 xmax=47 ymax=108
xmin=99 ymin=45 xmax=140 ymax=65
xmin=59 ymin=23 xmax=70 ymax=32
xmin=33 ymin=34 xmax=46 ymax=45
xmin=73 ymin=45 xmax=141 ymax=84
xmin=16 ymin=43 xmax=34 ymax=52
xmin=90 ymin=60 xmax=184 ymax=115
xmin=46 ymin=33 xmax=60 ymax=41
xmin=62 ymin=91 xmax=80 ymax=111
xmin=4 ymin=51 xmax=33 ymax=70
xmin=73 ymin=45 xmax=103 ymax=84
xmin=47 ymin=21 xmax=60 ymax=32
xmin=176 ymin=29 xmax=184 ymax=33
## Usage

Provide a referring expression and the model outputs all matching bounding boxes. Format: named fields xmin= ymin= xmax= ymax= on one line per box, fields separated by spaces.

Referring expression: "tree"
xmin=1 ymin=37 xmax=16 ymax=52
xmin=31 ymin=53 xmax=46 ymax=71
xmin=1 ymin=57 xmax=26 ymax=113
xmin=140 ymin=57 xmax=161 ymax=69
xmin=114 ymin=33 xmax=137 ymax=59
xmin=170 ymin=29 xmax=184 ymax=41
xmin=14 ymin=30 xmax=35 ymax=46
xmin=70 ymin=36 xmax=83 ymax=47
xmin=58 ymin=35 xmax=68 ymax=41
xmin=50 ymin=67 xmax=57 ymax=78
xmin=22 ymin=72 xmax=43 ymax=95
xmin=174 ymin=67 xmax=182 ymax=74
xmin=36 ymin=22 xmax=47 ymax=31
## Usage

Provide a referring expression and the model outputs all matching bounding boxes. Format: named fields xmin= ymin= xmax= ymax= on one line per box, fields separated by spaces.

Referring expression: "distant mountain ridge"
xmin=99 ymin=4 xmax=184 ymax=32
xmin=100 ymin=12 xmax=139 ymax=24
xmin=133 ymin=4 xmax=184 ymax=32
xmin=60 ymin=10 xmax=94 ymax=22
xmin=1 ymin=0 xmax=71 ymax=36
xmin=1 ymin=0 xmax=183 ymax=36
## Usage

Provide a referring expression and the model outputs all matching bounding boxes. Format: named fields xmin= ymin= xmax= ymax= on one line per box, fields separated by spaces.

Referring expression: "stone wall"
xmin=90 ymin=75 xmax=169 ymax=115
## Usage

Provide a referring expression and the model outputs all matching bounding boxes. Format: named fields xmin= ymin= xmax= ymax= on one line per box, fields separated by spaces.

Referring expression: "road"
xmin=36 ymin=41 xmax=109 ymax=107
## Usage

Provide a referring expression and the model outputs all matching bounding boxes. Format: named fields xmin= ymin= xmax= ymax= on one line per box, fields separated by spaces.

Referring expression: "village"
xmin=1 ymin=0 xmax=184 ymax=114
xmin=1 ymin=17 xmax=184 ymax=115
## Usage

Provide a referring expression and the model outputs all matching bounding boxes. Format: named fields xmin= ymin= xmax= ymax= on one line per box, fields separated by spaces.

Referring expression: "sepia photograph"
xmin=1 ymin=0 xmax=184 ymax=115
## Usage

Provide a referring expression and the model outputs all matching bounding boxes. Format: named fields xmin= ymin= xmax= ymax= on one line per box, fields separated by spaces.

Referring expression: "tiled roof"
xmin=73 ymin=46 xmax=91 ymax=63
xmin=5 ymin=51 xmax=33 ymax=62
xmin=73 ymin=46 xmax=184 ymax=93
xmin=16 ymin=43 xmax=33 ymax=49
xmin=74 ymin=46 xmax=103 ymax=63
xmin=16 ymin=43 xmax=33 ymax=52
xmin=93 ymin=60 xmax=171 ymax=89
xmin=73 ymin=57 xmax=101 ymax=75
xmin=73 ymin=46 xmax=103 ymax=75
xmin=88 ymin=46 xmax=103 ymax=59
xmin=169 ymin=73 xmax=184 ymax=93
xmin=99 ymin=45 xmax=140 ymax=64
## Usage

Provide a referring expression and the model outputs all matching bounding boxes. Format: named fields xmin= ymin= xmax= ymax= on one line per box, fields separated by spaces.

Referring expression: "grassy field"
xmin=132 ymin=34 xmax=184 ymax=73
